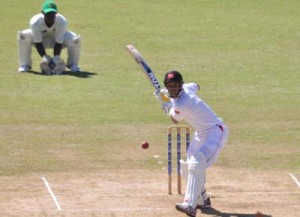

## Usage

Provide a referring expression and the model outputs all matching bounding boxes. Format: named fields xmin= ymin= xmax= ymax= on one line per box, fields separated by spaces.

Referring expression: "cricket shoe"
xmin=175 ymin=203 xmax=197 ymax=217
xmin=18 ymin=65 xmax=31 ymax=72
xmin=68 ymin=64 xmax=81 ymax=72
xmin=197 ymin=198 xmax=211 ymax=209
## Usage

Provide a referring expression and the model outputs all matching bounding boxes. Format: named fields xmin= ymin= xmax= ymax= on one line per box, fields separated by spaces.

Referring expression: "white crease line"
xmin=0 ymin=207 xmax=171 ymax=213
xmin=41 ymin=177 xmax=62 ymax=211
xmin=53 ymin=191 xmax=300 ymax=197
xmin=289 ymin=173 xmax=300 ymax=188
xmin=64 ymin=207 xmax=168 ymax=212
xmin=208 ymin=191 xmax=300 ymax=195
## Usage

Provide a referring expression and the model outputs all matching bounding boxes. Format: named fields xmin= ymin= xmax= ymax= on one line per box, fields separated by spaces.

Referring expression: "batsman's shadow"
xmin=26 ymin=70 xmax=97 ymax=78
xmin=201 ymin=208 xmax=272 ymax=217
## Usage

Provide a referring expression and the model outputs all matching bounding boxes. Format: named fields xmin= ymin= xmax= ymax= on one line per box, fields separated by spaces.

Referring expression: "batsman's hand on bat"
xmin=154 ymin=88 xmax=170 ymax=102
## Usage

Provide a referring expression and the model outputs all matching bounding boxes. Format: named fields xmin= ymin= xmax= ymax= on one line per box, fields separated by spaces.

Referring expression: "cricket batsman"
xmin=17 ymin=1 xmax=81 ymax=75
xmin=158 ymin=70 xmax=229 ymax=217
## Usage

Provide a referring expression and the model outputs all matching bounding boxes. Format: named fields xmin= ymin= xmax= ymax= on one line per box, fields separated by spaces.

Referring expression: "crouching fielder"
xmin=17 ymin=1 xmax=81 ymax=74
xmin=161 ymin=71 xmax=229 ymax=217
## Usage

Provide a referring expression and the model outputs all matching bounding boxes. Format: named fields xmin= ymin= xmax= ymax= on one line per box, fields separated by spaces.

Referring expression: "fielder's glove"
xmin=154 ymin=88 xmax=170 ymax=102
xmin=42 ymin=54 xmax=51 ymax=64
xmin=40 ymin=55 xmax=66 ymax=75
xmin=40 ymin=55 xmax=53 ymax=75
xmin=51 ymin=55 xmax=66 ymax=75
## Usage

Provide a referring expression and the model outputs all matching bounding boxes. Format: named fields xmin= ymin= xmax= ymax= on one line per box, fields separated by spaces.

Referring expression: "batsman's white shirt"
xmin=30 ymin=13 xmax=67 ymax=44
xmin=169 ymin=83 xmax=228 ymax=167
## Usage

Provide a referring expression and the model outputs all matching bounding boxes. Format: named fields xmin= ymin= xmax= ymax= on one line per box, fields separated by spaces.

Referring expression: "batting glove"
xmin=154 ymin=88 xmax=170 ymax=102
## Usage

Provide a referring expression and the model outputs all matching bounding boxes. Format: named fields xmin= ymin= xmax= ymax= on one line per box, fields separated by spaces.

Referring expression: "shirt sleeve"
xmin=185 ymin=83 xmax=200 ymax=93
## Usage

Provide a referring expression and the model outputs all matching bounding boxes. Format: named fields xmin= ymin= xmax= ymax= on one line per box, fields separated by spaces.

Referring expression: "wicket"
xmin=167 ymin=125 xmax=190 ymax=194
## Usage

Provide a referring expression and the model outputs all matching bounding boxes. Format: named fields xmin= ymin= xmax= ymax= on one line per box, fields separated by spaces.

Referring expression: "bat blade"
xmin=126 ymin=44 xmax=161 ymax=90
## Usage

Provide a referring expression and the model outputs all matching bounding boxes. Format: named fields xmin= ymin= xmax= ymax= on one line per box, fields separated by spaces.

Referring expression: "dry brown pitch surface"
xmin=1 ymin=168 xmax=299 ymax=217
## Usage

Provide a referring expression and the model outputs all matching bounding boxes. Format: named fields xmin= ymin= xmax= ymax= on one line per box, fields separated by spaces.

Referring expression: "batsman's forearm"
xmin=35 ymin=43 xmax=46 ymax=57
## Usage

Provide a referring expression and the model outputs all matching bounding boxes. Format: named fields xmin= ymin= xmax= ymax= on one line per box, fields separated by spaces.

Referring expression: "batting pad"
xmin=183 ymin=153 xmax=206 ymax=207
xmin=180 ymin=159 xmax=188 ymax=178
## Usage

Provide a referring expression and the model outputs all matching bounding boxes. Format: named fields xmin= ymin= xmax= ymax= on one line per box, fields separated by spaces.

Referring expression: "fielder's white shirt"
xmin=169 ymin=83 xmax=223 ymax=133
xmin=30 ymin=13 xmax=67 ymax=43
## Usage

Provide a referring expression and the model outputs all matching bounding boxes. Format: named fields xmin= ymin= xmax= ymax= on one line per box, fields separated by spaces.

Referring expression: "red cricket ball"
xmin=141 ymin=141 xmax=149 ymax=149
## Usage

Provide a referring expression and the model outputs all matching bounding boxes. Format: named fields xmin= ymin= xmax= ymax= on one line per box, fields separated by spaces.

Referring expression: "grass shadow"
xmin=26 ymin=70 xmax=97 ymax=78
xmin=201 ymin=208 xmax=272 ymax=217
xmin=62 ymin=70 xmax=97 ymax=78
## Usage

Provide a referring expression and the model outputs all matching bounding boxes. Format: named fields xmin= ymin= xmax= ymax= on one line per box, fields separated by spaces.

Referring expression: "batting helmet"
xmin=163 ymin=70 xmax=183 ymax=84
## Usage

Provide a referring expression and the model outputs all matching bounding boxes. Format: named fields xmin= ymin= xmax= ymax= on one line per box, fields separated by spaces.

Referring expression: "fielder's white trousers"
xmin=17 ymin=29 xmax=81 ymax=68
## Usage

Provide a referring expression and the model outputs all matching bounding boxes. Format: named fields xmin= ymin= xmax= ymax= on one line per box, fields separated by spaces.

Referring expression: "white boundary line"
xmin=289 ymin=173 xmax=300 ymax=188
xmin=41 ymin=177 xmax=62 ymax=211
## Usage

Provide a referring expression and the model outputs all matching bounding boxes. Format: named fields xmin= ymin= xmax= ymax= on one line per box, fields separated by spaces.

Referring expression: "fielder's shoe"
xmin=175 ymin=203 xmax=197 ymax=217
xmin=18 ymin=65 xmax=31 ymax=72
xmin=197 ymin=198 xmax=211 ymax=209
xmin=68 ymin=64 xmax=81 ymax=72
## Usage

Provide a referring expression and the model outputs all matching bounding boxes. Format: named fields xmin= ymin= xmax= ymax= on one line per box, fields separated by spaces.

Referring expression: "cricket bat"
xmin=126 ymin=45 xmax=169 ymax=102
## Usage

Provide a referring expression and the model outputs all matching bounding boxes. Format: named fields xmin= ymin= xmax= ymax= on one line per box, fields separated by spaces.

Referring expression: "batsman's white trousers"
xmin=187 ymin=125 xmax=228 ymax=168
xmin=17 ymin=29 xmax=81 ymax=68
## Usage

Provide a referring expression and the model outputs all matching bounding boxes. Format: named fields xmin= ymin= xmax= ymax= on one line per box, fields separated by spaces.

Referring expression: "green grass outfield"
xmin=0 ymin=0 xmax=299 ymax=176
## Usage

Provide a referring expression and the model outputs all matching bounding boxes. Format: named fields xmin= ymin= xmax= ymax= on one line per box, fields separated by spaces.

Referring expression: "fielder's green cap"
xmin=42 ymin=1 xmax=58 ymax=14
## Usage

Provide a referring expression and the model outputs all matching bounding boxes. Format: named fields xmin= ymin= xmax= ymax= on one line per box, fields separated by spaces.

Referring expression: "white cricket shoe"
xmin=197 ymin=198 xmax=211 ymax=209
xmin=69 ymin=64 xmax=81 ymax=72
xmin=175 ymin=203 xmax=197 ymax=217
xmin=18 ymin=65 xmax=31 ymax=72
